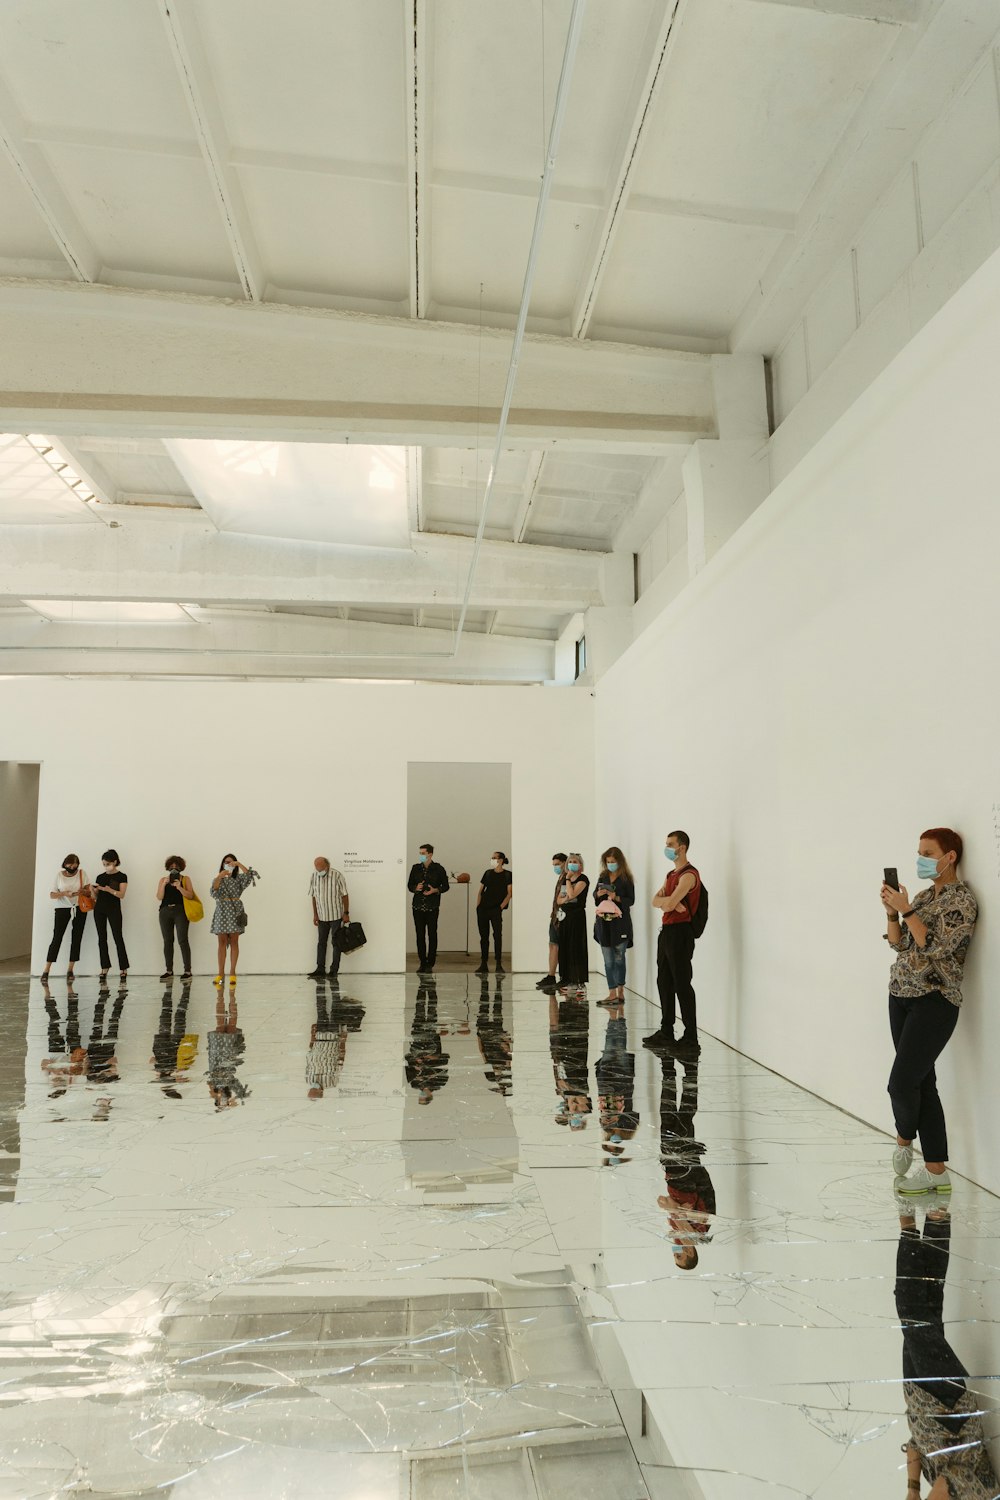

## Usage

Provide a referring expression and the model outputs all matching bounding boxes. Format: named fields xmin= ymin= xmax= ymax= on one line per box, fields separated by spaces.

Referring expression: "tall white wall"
xmin=0 ymin=683 xmax=592 ymax=978
xmin=595 ymin=245 xmax=1000 ymax=1196
xmin=405 ymin=762 xmax=512 ymax=955
xmin=0 ymin=762 xmax=39 ymax=961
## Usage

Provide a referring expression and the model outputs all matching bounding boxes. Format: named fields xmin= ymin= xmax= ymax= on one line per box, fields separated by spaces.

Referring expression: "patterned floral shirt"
xmin=888 ymin=881 xmax=977 ymax=1008
xmin=905 ymin=1380 xmax=1000 ymax=1496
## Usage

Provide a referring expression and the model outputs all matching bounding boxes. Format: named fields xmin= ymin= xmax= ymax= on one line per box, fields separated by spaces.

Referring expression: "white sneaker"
xmin=896 ymin=1165 xmax=951 ymax=1195
xmin=892 ymin=1142 xmax=914 ymax=1176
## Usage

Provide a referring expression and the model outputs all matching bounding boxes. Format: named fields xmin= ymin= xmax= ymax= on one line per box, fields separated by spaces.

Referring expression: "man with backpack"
xmin=643 ymin=830 xmax=706 ymax=1056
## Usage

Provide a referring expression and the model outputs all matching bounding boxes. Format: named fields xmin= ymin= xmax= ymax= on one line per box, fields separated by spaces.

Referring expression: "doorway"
xmin=0 ymin=762 xmax=40 ymax=975
xmin=405 ymin=763 xmax=512 ymax=971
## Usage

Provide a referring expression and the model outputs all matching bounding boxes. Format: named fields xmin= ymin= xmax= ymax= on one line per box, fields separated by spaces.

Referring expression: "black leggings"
xmin=95 ymin=903 xmax=129 ymax=972
xmin=657 ymin=925 xmax=696 ymax=1034
xmin=159 ymin=906 xmax=191 ymax=973
xmin=888 ymin=990 xmax=958 ymax=1163
xmin=46 ymin=907 xmax=87 ymax=965
xmin=477 ymin=906 xmax=503 ymax=963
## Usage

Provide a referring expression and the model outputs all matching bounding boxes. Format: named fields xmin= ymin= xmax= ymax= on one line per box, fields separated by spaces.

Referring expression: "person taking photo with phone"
xmin=881 ymin=828 xmax=977 ymax=1197
xmin=157 ymin=856 xmax=196 ymax=981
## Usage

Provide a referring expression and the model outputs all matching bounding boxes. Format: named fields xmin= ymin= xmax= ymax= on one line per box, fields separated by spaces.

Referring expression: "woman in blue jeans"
xmin=881 ymin=827 xmax=977 ymax=1197
xmin=593 ymin=847 xmax=635 ymax=1006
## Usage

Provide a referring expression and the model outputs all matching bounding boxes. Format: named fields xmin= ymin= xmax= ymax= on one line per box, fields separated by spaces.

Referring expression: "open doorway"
xmin=0 ymin=762 xmax=40 ymax=976
xmin=406 ymin=763 xmax=512 ymax=973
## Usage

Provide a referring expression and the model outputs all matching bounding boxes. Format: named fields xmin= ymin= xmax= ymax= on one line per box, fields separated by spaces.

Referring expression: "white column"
xmin=685 ymin=355 xmax=771 ymax=575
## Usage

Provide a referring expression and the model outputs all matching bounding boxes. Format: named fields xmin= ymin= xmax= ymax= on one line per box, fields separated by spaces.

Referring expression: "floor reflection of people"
xmin=549 ymin=992 xmax=592 ymax=1130
xmin=476 ymin=977 xmax=512 ymax=1097
xmin=41 ymin=981 xmax=85 ymax=1097
xmin=657 ymin=1052 xmax=715 ymax=1268
xmin=86 ymin=985 xmax=126 ymax=1088
xmin=405 ymin=977 xmax=449 ymax=1105
xmin=150 ymin=980 xmax=196 ymax=1099
xmin=896 ymin=1201 xmax=999 ymax=1498
xmin=596 ymin=1005 xmax=638 ymax=1160
xmin=306 ymin=980 xmax=366 ymax=1100
xmin=207 ymin=993 xmax=249 ymax=1109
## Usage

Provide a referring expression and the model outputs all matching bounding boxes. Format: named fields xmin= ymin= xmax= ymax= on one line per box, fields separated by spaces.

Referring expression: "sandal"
xmin=228 ymin=974 xmax=238 ymax=986
xmin=213 ymin=975 xmax=223 ymax=987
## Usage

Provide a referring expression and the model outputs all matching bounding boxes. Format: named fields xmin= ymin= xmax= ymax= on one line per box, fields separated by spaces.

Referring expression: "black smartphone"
xmin=883 ymin=867 xmax=899 ymax=891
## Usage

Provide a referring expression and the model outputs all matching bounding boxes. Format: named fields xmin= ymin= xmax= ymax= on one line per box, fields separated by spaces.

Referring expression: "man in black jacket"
xmin=407 ymin=842 xmax=450 ymax=973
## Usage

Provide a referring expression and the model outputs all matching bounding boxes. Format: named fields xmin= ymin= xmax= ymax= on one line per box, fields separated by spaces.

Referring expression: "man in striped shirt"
xmin=308 ymin=857 xmax=351 ymax=979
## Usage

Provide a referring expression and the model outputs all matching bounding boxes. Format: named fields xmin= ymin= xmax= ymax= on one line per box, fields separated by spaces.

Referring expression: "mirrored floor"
xmin=1 ymin=971 xmax=998 ymax=1498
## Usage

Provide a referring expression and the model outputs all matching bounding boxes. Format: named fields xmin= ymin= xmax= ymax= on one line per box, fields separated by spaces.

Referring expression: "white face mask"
xmin=223 ymin=864 xmax=235 ymax=874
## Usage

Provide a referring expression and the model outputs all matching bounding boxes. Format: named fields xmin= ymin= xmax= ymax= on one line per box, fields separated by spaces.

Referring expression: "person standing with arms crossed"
xmin=535 ymin=854 xmax=567 ymax=992
xmin=644 ymin=830 xmax=702 ymax=1055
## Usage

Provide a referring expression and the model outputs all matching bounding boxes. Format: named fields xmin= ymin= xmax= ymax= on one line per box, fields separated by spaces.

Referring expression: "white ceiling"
xmin=0 ymin=0 xmax=979 ymax=679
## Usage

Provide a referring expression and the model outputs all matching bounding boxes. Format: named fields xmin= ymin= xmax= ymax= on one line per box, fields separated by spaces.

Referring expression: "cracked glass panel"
xmin=0 ymin=971 xmax=997 ymax=1497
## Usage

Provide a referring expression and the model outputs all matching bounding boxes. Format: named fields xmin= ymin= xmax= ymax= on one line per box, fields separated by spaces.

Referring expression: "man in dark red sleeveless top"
xmin=643 ymin=830 xmax=701 ymax=1055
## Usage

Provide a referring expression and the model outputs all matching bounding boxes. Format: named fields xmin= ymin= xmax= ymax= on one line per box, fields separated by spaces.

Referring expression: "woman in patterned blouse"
xmin=881 ymin=828 xmax=977 ymax=1197
xmin=210 ymin=854 xmax=257 ymax=988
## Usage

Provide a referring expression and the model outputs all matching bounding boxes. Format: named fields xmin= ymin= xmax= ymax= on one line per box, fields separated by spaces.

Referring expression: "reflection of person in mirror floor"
xmin=657 ymin=1052 xmax=715 ymax=1270
xmin=41 ymin=981 xmax=85 ymax=1097
xmin=207 ymin=994 xmax=250 ymax=1109
xmin=151 ymin=980 xmax=196 ymax=1098
xmin=87 ymin=986 xmax=127 ymax=1088
xmin=596 ymin=1009 xmax=639 ymax=1161
xmin=476 ymin=978 xmax=512 ymax=1096
xmin=549 ymin=993 xmax=592 ymax=1130
xmin=306 ymin=982 xmax=366 ymax=1100
xmin=405 ymin=979 xmax=450 ymax=1105
xmin=896 ymin=1205 xmax=999 ymax=1499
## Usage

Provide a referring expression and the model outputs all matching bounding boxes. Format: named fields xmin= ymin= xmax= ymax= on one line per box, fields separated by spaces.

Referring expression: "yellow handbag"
xmin=183 ymin=888 xmax=205 ymax=923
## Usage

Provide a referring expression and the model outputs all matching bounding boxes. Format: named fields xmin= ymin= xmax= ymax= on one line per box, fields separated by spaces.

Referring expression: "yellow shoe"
xmin=228 ymin=974 xmax=238 ymax=986
xmin=213 ymin=975 xmax=223 ymax=987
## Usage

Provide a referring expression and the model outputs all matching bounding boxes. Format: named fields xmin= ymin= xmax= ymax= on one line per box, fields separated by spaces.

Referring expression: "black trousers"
xmin=95 ymin=903 xmax=129 ymax=972
xmin=159 ymin=907 xmax=191 ymax=972
xmin=413 ymin=907 xmax=439 ymax=967
xmin=656 ymin=924 xmax=696 ymax=1035
xmin=888 ymin=989 xmax=958 ymax=1163
xmin=477 ymin=906 xmax=503 ymax=964
xmin=46 ymin=907 xmax=87 ymax=964
xmin=316 ymin=919 xmax=343 ymax=975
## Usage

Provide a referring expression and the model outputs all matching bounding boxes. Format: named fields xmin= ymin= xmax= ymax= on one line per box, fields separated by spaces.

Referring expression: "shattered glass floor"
xmin=1 ymin=971 xmax=998 ymax=1497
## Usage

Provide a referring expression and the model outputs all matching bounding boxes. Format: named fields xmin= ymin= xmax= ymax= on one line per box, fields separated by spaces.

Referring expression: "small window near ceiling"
xmin=574 ymin=635 xmax=587 ymax=680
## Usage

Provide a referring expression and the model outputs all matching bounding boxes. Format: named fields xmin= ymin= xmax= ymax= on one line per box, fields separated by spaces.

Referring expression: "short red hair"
xmin=920 ymin=828 xmax=964 ymax=865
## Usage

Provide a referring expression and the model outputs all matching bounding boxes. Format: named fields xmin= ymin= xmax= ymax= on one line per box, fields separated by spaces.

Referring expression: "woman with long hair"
xmin=593 ymin=846 xmax=636 ymax=1006
xmin=210 ymin=854 xmax=257 ymax=987
xmin=41 ymin=853 xmax=91 ymax=983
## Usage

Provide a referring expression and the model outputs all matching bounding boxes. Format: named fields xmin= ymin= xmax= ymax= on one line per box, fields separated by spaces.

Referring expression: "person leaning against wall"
xmin=535 ymin=853 xmax=568 ymax=992
xmin=593 ymin=846 xmax=636 ymax=1006
xmin=41 ymin=853 xmax=91 ymax=982
xmin=474 ymin=851 xmax=512 ymax=976
xmin=92 ymin=848 xmax=129 ymax=983
xmin=644 ymin=830 xmax=702 ymax=1056
xmin=307 ymin=855 xmax=350 ymax=981
xmin=157 ymin=856 xmax=196 ymax=981
xmin=881 ymin=827 xmax=977 ymax=1198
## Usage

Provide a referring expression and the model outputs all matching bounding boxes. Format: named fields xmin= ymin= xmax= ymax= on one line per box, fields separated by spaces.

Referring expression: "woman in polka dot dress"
xmin=210 ymin=854 xmax=257 ymax=987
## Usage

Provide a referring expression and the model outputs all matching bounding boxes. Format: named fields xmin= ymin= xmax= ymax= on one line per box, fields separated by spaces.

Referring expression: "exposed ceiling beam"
xmin=44 ymin=438 xmax=116 ymax=504
xmin=611 ymin=454 xmax=686 ymax=553
xmin=512 ymin=453 xmax=546 ymax=542
xmin=572 ymin=0 xmax=688 ymax=339
xmin=404 ymin=0 xmax=429 ymax=318
xmin=0 ymin=608 xmax=555 ymax=683
xmin=155 ymin=0 xmax=265 ymax=301
xmin=742 ymin=0 xmax=921 ymax=19
xmin=74 ymin=437 xmax=174 ymax=458
xmin=0 ymin=282 xmax=715 ymax=453
xmin=0 ymin=75 xmax=100 ymax=282
xmin=0 ymin=513 xmax=610 ymax=612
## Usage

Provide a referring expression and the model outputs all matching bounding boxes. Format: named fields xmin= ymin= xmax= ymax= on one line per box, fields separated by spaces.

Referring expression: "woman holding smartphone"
xmin=556 ymin=853 xmax=590 ymax=993
xmin=210 ymin=854 xmax=257 ymax=987
xmin=157 ymin=856 xmax=196 ymax=980
xmin=593 ymin=846 xmax=636 ymax=1005
xmin=881 ymin=828 xmax=977 ymax=1197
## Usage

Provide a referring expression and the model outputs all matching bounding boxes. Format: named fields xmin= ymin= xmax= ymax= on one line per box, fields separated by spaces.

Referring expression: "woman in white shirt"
xmin=41 ymin=854 xmax=92 ymax=982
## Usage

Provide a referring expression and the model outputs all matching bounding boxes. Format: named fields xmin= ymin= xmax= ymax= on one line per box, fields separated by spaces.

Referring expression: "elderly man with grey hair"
xmin=307 ymin=856 xmax=350 ymax=980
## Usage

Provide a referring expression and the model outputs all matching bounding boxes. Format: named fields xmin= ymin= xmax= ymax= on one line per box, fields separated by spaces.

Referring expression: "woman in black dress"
xmin=556 ymin=852 xmax=590 ymax=992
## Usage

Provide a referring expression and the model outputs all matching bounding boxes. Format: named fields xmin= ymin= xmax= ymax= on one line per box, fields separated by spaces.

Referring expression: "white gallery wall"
xmin=405 ymin=763 xmax=512 ymax=956
xmin=0 ymin=762 xmax=39 ymax=961
xmin=596 ymin=245 xmax=1000 ymax=1197
xmin=0 ymin=682 xmax=592 ymax=978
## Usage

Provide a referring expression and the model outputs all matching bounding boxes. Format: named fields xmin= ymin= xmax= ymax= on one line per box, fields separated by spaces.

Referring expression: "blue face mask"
xmin=419 ymin=854 xmax=428 ymax=864
xmin=552 ymin=865 xmax=563 ymax=874
xmin=664 ymin=846 xmax=677 ymax=862
xmin=567 ymin=862 xmax=580 ymax=873
xmin=606 ymin=861 xmax=618 ymax=872
xmin=917 ymin=854 xmax=943 ymax=881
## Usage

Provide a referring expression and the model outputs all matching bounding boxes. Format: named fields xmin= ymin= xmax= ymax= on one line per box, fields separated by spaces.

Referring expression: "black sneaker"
xmin=495 ymin=965 xmax=506 ymax=975
xmin=674 ymin=1033 xmax=701 ymax=1055
xmin=535 ymin=975 xmax=557 ymax=989
xmin=159 ymin=972 xmax=173 ymax=981
xmin=474 ymin=965 xmax=489 ymax=975
xmin=307 ymin=970 xmax=325 ymax=980
xmin=642 ymin=1029 xmax=674 ymax=1050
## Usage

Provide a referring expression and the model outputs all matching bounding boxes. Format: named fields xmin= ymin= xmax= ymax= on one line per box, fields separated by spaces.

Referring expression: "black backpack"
xmin=689 ymin=880 xmax=709 ymax=940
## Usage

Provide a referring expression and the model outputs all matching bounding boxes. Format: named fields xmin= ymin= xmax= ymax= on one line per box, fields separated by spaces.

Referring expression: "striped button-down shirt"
xmin=309 ymin=867 xmax=348 ymax=922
